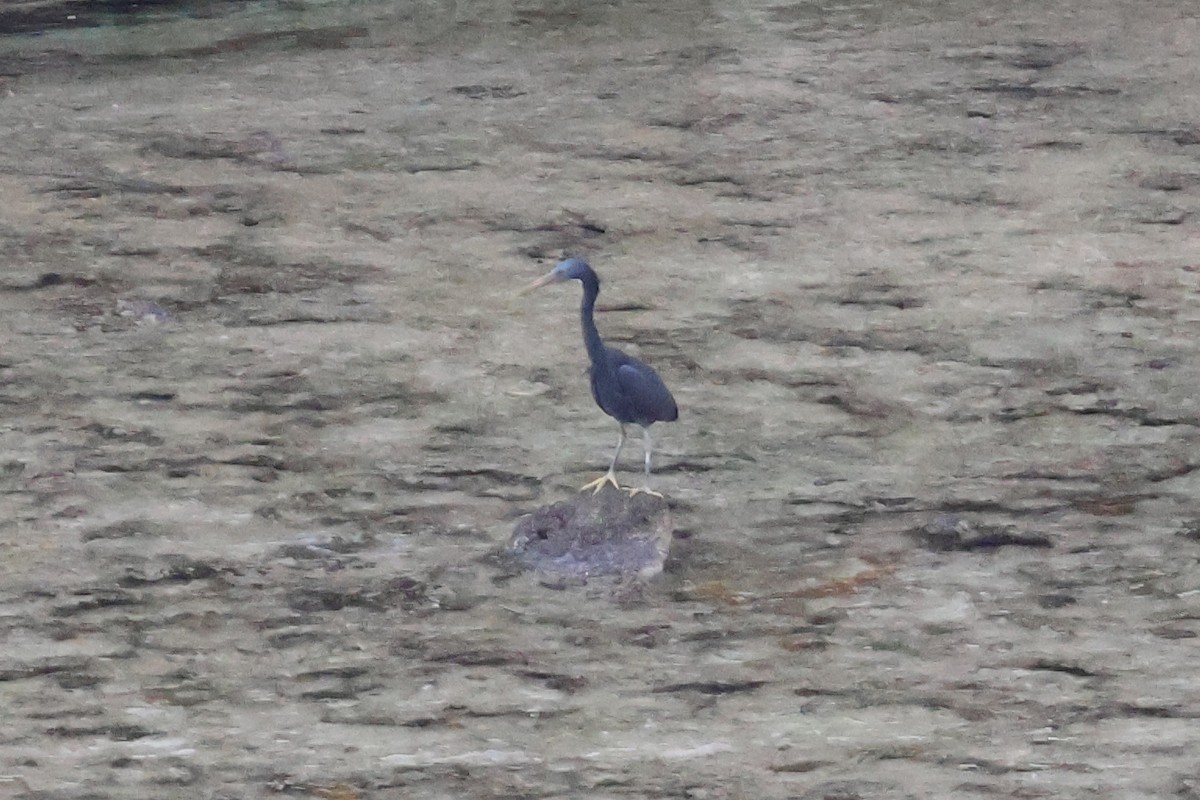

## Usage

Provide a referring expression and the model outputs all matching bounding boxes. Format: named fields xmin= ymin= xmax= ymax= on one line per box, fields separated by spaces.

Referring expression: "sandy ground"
xmin=2 ymin=0 xmax=1200 ymax=797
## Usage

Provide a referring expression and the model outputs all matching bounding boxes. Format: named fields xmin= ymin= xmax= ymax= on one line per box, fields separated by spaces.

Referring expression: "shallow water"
xmin=2 ymin=0 xmax=1200 ymax=797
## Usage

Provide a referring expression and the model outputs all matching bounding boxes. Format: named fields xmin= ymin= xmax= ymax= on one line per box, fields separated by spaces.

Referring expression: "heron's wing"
xmin=616 ymin=360 xmax=679 ymax=423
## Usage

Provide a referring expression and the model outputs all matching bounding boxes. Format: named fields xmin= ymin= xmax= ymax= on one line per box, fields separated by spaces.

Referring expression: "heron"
xmin=522 ymin=258 xmax=678 ymax=496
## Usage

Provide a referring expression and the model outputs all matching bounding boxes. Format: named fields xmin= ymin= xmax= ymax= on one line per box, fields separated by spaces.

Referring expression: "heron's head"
xmin=521 ymin=258 xmax=594 ymax=293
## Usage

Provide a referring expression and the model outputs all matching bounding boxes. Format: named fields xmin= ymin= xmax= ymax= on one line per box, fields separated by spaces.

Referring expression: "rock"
xmin=509 ymin=486 xmax=673 ymax=579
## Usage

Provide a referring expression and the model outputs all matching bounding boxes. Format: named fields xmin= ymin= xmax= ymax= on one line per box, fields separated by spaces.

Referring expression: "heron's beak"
xmin=517 ymin=270 xmax=561 ymax=296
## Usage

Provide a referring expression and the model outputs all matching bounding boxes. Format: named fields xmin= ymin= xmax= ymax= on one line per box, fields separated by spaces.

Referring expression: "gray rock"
xmin=509 ymin=486 xmax=673 ymax=579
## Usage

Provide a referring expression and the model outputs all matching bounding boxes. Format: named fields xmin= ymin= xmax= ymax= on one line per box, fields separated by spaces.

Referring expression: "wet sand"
xmin=2 ymin=0 xmax=1200 ymax=797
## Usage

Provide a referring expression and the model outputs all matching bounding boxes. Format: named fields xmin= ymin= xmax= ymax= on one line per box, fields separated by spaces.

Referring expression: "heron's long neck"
xmin=578 ymin=272 xmax=605 ymax=364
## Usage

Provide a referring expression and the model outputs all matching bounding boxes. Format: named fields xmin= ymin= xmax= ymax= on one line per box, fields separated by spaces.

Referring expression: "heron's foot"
xmin=580 ymin=470 xmax=621 ymax=494
xmin=625 ymin=485 xmax=664 ymax=499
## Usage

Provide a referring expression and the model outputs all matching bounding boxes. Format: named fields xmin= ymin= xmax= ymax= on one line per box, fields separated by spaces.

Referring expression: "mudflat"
xmin=1 ymin=1 xmax=1199 ymax=797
